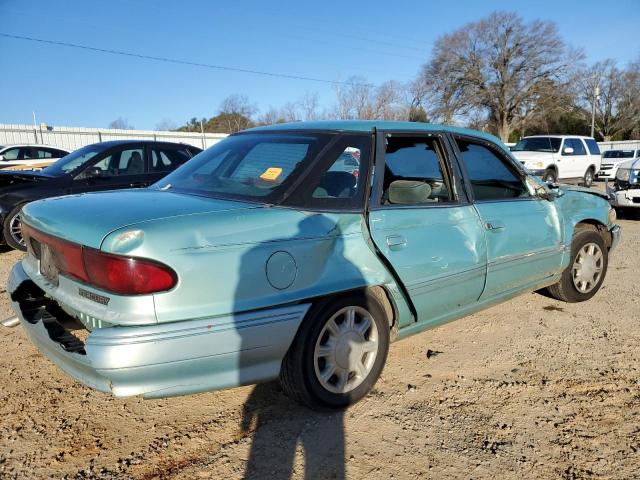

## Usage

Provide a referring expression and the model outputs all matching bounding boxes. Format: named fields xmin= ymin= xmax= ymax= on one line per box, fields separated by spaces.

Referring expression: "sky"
xmin=1 ymin=0 xmax=639 ymax=130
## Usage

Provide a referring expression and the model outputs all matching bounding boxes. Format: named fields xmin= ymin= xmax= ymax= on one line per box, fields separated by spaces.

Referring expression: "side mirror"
xmin=526 ymin=175 xmax=563 ymax=201
xmin=0 ymin=155 xmax=4 ymax=161
xmin=76 ymin=167 xmax=102 ymax=180
xmin=562 ymin=147 xmax=574 ymax=155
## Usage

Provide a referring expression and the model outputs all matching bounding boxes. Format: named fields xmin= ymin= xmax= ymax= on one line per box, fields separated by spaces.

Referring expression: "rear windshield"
xmin=603 ymin=150 xmax=634 ymax=158
xmin=512 ymin=137 xmax=561 ymax=153
xmin=153 ymin=132 xmax=336 ymax=203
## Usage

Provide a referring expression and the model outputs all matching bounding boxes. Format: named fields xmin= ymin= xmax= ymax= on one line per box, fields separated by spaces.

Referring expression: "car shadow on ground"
xmin=241 ymin=382 xmax=345 ymax=480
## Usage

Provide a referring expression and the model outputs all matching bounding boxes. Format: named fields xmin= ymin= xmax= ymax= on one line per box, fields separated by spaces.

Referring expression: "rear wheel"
xmin=280 ymin=292 xmax=390 ymax=410
xmin=582 ymin=168 xmax=594 ymax=188
xmin=543 ymin=169 xmax=558 ymax=184
xmin=545 ymin=227 xmax=608 ymax=303
xmin=3 ymin=205 xmax=27 ymax=252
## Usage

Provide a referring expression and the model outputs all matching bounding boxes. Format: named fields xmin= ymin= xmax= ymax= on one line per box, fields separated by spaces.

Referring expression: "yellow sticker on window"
xmin=260 ymin=167 xmax=283 ymax=181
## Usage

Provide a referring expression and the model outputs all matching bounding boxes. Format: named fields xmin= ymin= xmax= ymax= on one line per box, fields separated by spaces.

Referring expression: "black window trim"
xmin=448 ymin=133 xmax=540 ymax=205
xmin=369 ymin=129 xmax=469 ymax=211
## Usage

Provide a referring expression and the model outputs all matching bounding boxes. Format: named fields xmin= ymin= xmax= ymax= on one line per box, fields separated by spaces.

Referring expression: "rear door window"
xmin=151 ymin=147 xmax=192 ymax=173
xmin=37 ymin=149 xmax=54 ymax=159
xmin=584 ymin=139 xmax=600 ymax=155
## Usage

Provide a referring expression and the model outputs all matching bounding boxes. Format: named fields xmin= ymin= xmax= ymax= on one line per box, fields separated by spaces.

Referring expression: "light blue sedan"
xmin=6 ymin=121 xmax=620 ymax=409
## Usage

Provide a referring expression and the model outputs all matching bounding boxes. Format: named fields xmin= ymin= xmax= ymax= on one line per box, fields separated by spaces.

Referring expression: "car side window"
xmin=151 ymin=147 xmax=191 ymax=173
xmin=311 ymin=147 xmax=361 ymax=200
xmin=455 ymin=138 xmax=529 ymax=201
xmin=584 ymin=139 xmax=600 ymax=155
xmin=37 ymin=149 xmax=53 ymax=159
xmin=571 ymin=139 xmax=587 ymax=155
xmin=116 ymin=148 xmax=146 ymax=175
xmin=22 ymin=148 xmax=37 ymax=159
xmin=1 ymin=148 xmax=20 ymax=160
xmin=381 ymin=136 xmax=453 ymax=205
xmin=285 ymin=134 xmax=371 ymax=210
xmin=77 ymin=147 xmax=145 ymax=179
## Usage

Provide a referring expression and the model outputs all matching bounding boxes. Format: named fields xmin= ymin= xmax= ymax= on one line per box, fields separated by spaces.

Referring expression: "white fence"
xmin=0 ymin=124 xmax=228 ymax=151
xmin=597 ymin=140 xmax=640 ymax=153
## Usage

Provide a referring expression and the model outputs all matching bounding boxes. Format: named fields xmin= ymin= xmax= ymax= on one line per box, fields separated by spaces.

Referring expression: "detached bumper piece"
xmin=12 ymin=281 xmax=87 ymax=354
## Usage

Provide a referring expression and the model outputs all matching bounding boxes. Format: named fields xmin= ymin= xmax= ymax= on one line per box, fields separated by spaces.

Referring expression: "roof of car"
xmin=0 ymin=144 xmax=70 ymax=150
xmin=84 ymin=139 xmax=193 ymax=147
xmin=521 ymin=134 xmax=596 ymax=140
xmin=245 ymin=120 xmax=505 ymax=146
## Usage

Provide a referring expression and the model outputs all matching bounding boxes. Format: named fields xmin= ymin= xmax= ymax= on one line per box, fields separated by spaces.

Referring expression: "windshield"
xmin=42 ymin=144 xmax=105 ymax=176
xmin=153 ymin=132 xmax=334 ymax=202
xmin=512 ymin=137 xmax=562 ymax=153
xmin=603 ymin=150 xmax=634 ymax=159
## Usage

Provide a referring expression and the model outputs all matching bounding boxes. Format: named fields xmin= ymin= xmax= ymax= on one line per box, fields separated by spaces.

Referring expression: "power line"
xmin=0 ymin=32 xmax=374 ymax=88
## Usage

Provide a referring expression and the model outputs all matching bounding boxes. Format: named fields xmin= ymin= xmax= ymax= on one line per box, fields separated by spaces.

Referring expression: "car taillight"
xmin=83 ymin=248 xmax=177 ymax=295
xmin=22 ymin=224 xmax=177 ymax=295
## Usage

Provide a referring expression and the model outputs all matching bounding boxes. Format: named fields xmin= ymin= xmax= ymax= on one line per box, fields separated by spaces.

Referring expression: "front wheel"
xmin=280 ymin=292 xmax=390 ymax=410
xmin=3 ymin=205 xmax=27 ymax=251
xmin=545 ymin=227 xmax=608 ymax=303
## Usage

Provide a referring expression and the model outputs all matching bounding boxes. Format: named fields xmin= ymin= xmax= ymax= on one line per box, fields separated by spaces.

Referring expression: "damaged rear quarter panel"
xmin=100 ymin=207 xmax=401 ymax=324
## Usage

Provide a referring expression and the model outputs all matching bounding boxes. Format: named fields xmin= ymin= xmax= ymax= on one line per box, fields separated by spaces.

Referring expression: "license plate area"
xmin=40 ymin=243 xmax=60 ymax=286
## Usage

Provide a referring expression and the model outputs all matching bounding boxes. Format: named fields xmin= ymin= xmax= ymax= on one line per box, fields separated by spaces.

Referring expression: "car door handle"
xmin=386 ymin=235 xmax=407 ymax=250
xmin=485 ymin=220 xmax=505 ymax=231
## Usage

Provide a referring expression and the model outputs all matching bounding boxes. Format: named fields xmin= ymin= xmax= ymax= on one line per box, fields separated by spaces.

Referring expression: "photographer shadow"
xmin=235 ymin=214 xmax=366 ymax=480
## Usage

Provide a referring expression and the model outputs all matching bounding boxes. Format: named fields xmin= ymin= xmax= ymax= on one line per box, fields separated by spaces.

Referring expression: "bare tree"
xmin=575 ymin=59 xmax=640 ymax=140
xmin=298 ymin=92 xmax=320 ymax=121
xmin=108 ymin=117 xmax=134 ymax=130
xmin=216 ymin=94 xmax=258 ymax=133
xmin=333 ymin=77 xmax=409 ymax=120
xmin=417 ymin=11 xmax=578 ymax=141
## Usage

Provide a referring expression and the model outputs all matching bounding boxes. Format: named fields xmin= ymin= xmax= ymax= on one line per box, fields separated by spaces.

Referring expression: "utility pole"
xmin=200 ymin=120 xmax=205 ymax=149
xmin=590 ymin=84 xmax=600 ymax=138
xmin=32 ymin=111 xmax=38 ymax=144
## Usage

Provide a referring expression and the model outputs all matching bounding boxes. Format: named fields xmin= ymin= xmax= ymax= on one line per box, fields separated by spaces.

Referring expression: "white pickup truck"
xmin=511 ymin=135 xmax=601 ymax=187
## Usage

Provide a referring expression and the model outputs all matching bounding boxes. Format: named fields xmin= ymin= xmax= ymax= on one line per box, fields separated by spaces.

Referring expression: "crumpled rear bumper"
xmin=8 ymin=261 xmax=309 ymax=398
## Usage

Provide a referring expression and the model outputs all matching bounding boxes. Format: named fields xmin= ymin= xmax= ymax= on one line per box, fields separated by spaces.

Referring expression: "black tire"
xmin=545 ymin=227 xmax=608 ymax=303
xmin=3 ymin=205 xmax=27 ymax=252
xmin=582 ymin=167 xmax=594 ymax=188
xmin=543 ymin=169 xmax=558 ymax=184
xmin=279 ymin=292 xmax=390 ymax=410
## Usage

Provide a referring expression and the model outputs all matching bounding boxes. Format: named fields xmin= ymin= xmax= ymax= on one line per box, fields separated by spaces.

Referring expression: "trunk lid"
xmin=21 ymin=189 xmax=259 ymax=249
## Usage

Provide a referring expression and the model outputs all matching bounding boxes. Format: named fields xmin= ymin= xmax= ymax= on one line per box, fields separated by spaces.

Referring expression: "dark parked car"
xmin=0 ymin=140 xmax=202 ymax=250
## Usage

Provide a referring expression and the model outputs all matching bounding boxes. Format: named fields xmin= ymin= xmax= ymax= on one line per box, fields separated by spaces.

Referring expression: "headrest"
xmin=387 ymin=180 xmax=431 ymax=204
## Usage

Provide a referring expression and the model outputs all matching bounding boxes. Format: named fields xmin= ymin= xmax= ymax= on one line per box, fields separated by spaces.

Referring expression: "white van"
xmin=511 ymin=135 xmax=601 ymax=187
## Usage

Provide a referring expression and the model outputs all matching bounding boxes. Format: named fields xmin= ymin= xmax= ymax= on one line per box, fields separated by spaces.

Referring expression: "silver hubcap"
xmin=572 ymin=242 xmax=603 ymax=293
xmin=9 ymin=212 xmax=25 ymax=247
xmin=314 ymin=306 xmax=379 ymax=394
xmin=585 ymin=171 xmax=592 ymax=184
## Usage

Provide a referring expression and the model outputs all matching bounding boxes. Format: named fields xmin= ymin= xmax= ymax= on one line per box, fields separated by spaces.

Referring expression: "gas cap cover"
xmin=266 ymin=251 xmax=297 ymax=290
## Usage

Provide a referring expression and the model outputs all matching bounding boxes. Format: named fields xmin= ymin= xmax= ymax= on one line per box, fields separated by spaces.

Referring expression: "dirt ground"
xmin=1 ymin=189 xmax=639 ymax=479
